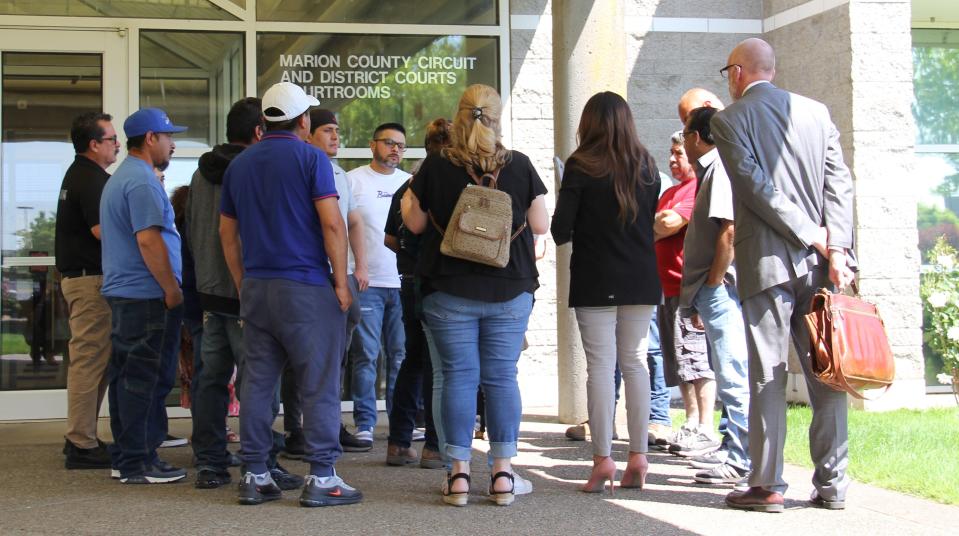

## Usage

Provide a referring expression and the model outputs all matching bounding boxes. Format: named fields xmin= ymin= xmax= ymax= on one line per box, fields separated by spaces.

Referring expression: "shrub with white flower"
xmin=921 ymin=236 xmax=959 ymax=405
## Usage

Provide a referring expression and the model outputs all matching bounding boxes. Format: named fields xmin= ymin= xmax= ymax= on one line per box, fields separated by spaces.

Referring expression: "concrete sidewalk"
xmin=0 ymin=414 xmax=956 ymax=536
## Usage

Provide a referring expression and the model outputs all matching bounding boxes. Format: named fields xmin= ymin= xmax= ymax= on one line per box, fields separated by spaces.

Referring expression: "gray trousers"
xmin=741 ymin=268 xmax=849 ymax=500
xmin=575 ymin=305 xmax=655 ymax=457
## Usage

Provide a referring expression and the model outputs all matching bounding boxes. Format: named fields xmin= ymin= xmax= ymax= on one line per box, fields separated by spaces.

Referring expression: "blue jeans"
xmin=692 ymin=282 xmax=750 ymax=471
xmin=191 ymin=311 xmax=245 ymax=470
xmin=105 ymin=298 xmax=182 ymax=477
xmin=646 ymin=309 xmax=672 ymax=426
xmin=351 ymin=286 xmax=406 ymax=431
xmin=422 ymin=291 xmax=533 ymax=462
xmin=240 ymin=279 xmax=345 ymax=477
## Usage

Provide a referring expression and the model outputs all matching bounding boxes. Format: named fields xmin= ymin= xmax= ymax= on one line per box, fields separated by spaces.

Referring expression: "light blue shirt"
xmin=100 ymin=156 xmax=182 ymax=298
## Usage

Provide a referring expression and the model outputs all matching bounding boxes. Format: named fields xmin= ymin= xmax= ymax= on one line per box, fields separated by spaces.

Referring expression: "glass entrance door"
xmin=0 ymin=29 xmax=127 ymax=420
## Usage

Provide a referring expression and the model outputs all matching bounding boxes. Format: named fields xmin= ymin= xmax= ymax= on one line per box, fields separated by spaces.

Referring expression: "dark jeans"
xmin=191 ymin=312 xmax=242 ymax=469
xmin=184 ymin=316 xmax=203 ymax=409
xmin=105 ymin=297 xmax=183 ymax=477
xmin=240 ymin=278 xmax=345 ymax=477
xmin=388 ymin=278 xmax=438 ymax=450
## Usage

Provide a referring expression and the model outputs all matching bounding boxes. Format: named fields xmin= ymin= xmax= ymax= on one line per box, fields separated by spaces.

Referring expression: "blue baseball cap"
xmin=123 ymin=108 xmax=188 ymax=138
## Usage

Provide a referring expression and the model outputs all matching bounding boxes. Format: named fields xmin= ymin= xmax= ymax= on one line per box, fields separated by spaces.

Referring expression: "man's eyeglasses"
xmin=719 ymin=64 xmax=741 ymax=79
xmin=374 ymin=138 xmax=406 ymax=152
xmin=98 ymin=135 xmax=119 ymax=144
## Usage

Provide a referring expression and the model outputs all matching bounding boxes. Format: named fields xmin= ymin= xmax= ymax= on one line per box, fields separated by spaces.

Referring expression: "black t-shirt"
xmin=55 ymin=155 xmax=109 ymax=273
xmin=409 ymin=151 xmax=548 ymax=302
xmin=384 ymin=180 xmax=420 ymax=276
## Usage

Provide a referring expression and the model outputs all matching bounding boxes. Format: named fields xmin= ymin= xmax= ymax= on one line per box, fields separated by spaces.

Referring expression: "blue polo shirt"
xmin=100 ymin=156 xmax=182 ymax=298
xmin=220 ymin=131 xmax=338 ymax=286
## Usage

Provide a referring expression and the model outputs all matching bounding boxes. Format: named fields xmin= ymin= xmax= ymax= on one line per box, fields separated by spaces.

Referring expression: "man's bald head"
xmin=678 ymin=88 xmax=725 ymax=124
xmin=725 ymin=38 xmax=776 ymax=100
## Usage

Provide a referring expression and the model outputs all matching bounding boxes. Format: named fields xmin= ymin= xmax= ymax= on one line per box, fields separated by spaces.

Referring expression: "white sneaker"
xmin=353 ymin=429 xmax=373 ymax=443
xmin=513 ymin=471 xmax=533 ymax=495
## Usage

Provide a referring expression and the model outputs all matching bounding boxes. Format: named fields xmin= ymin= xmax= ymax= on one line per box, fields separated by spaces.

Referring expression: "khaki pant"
xmin=61 ymin=275 xmax=111 ymax=449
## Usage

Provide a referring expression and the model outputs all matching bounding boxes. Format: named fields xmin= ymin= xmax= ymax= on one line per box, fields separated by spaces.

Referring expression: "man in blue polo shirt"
xmin=100 ymin=107 xmax=187 ymax=484
xmin=220 ymin=82 xmax=360 ymax=507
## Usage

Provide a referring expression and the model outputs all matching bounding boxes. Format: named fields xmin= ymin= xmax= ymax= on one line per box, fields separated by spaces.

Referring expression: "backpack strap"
xmin=466 ymin=166 xmax=500 ymax=188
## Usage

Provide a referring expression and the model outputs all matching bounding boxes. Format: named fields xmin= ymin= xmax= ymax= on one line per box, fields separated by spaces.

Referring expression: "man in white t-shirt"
xmin=346 ymin=122 xmax=410 ymax=448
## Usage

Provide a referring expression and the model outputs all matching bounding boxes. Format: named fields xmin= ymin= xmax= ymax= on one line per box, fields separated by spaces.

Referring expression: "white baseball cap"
xmin=262 ymin=82 xmax=320 ymax=122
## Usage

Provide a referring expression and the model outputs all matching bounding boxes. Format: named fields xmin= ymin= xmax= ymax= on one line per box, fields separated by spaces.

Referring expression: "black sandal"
xmin=443 ymin=472 xmax=470 ymax=506
xmin=488 ymin=471 xmax=515 ymax=506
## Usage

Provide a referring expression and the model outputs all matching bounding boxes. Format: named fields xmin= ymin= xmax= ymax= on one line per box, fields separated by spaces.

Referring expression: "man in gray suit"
xmin=710 ymin=38 xmax=856 ymax=513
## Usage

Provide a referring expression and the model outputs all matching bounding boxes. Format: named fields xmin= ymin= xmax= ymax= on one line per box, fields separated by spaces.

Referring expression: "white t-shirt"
xmin=347 ymin=164 xmax=410 ymax=288
xmin=331 ymin=160 xmax=357 ymax=275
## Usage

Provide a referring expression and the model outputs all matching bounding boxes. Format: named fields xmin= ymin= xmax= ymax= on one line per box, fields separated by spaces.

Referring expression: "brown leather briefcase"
xmin=804 ymin=284 xmax=895 ymax=399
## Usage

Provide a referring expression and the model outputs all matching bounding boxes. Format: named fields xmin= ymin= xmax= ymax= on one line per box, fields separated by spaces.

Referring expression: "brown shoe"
xmin=647 ymin=423 xmax=671 ymax=446
xmin=725 ymin=487 xmax=784 ymax=513
xmin=419 ymin=447 xmax=445 ymax=469
xmin=565 ymin=424 xmax=587 ymax=441
xmin=386 ymin=443 xmax=418 ymax=466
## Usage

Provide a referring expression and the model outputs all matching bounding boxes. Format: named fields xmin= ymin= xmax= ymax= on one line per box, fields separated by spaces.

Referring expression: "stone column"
xmin=552 ymin=0 xmax=626 ymax=424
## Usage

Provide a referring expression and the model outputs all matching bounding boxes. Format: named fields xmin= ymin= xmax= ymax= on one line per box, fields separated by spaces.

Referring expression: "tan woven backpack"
xmin=429 ymin=167 xmax=526 ymax=268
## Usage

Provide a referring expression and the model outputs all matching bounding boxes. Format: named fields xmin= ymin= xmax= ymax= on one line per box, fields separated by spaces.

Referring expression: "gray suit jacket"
xmin=710 ymin=82 xmax=855 ymax=300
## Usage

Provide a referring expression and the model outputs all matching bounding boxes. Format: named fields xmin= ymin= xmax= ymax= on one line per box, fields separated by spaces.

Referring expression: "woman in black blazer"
xmin=551 ymin=91 xmax=661 ymax=494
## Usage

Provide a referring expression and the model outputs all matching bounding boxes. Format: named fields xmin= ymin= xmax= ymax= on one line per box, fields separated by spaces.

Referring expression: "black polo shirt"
xmin=55 ymin=155 xmax=109 ymax=274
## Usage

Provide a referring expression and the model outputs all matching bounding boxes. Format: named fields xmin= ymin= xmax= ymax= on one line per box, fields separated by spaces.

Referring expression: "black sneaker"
xmin=120 ymin=463 xmax=187 ymax=484
xmin=299 ymin=472 xmax=363 ymax=507
xmin=281 ymin=432 xmax=306 ymax=460
xmin=270 ymin=463 xmax=304 ymax=490
xmin=340 ymin=425 xmax=372 ymax=452
xmin=195 ymin=467 xmax=232 ymax=489
xmin=64 ymin=439 xmax=112 ymax=469
xmin=237 ymin=472 xmax=282 ymax=505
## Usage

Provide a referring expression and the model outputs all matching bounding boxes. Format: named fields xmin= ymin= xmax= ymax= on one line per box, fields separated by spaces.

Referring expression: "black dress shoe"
xmin=340 ymin=425 xmax=372 ymax=452
xmin=270 ymin=463 xmax=304 ymax=490
xmin=64 ymin=439 xmax=112 ymax=469
xmin=809 ymin=491 xmax=845 ymax=510
xmin=195 ymin=467 xmax=232 ymax=489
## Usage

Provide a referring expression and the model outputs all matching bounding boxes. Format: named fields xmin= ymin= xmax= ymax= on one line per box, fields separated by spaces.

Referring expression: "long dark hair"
xmin=568 ymin=91 xmax=656 ymax=225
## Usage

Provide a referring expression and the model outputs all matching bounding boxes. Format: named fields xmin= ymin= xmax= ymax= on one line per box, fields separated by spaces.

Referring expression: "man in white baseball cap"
xmin=220 ymin=82 xmax=361 ymax=507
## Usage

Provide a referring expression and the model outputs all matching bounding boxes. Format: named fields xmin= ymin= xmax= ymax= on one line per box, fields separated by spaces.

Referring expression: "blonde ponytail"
xmin=444 ymin=84 xmax=511 ymax=174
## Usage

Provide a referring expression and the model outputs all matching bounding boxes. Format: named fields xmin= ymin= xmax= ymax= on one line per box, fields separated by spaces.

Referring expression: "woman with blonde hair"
xmin=550 ymin=91 xmax=661 ymax=494
xmin=402 ymin=84 xmax=549 ymax=506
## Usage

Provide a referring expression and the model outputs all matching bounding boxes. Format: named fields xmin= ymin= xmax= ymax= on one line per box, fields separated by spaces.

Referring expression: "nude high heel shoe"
xmin=620 ymin=453 xmax=649 ymax=489
xmin=581 ymin=456 xmax=616 ymax=495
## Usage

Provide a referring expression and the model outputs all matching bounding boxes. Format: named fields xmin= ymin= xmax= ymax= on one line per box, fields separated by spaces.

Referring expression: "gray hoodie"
xmin=186 ymin=143 xmax=245 ymax=315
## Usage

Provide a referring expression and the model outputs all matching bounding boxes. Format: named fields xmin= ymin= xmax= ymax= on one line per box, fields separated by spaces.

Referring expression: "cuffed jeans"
xmin=191 ymin=311 xmax=245 ymax=470
xmin=239 ymin=278 xmax=345 ymax=477
xmin=388 ymin=278 xmax=438 ymax=449
xmin=646 ymin=309 xmax=672 ymax=427
xmin=351 ymin=286 xmax=406 ymax=431
xmin=693 ymin=282 xmax=750 ymax=471
xmin=105 ymin=297 xmax=182 ymax=477
xmin=575 ymin=305 xmax=655 ymax=457
xmin=423 ymin=291 xmax=532 ymax=462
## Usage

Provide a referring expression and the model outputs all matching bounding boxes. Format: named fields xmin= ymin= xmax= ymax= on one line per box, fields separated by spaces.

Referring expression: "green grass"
xmin=1 ymin=333 xmax=30 ymax=354
xmin=784 ymin=404 xmax=959 ymax=505
xmin=672 ymin=405 xmax=959 ymax=505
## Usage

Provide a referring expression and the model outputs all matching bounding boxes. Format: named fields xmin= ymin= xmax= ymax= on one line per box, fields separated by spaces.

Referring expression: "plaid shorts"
xmin=658 ymin=296 xmax=713 ymax=386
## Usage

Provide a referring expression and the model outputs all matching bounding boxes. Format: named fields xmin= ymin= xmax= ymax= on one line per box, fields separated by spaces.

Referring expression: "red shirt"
xmin=655 ymin=179 xmax=697 ymax=297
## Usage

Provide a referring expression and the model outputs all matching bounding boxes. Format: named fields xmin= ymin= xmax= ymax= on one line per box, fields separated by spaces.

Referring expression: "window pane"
xmin=0 ymin=0 xmax=238 ymax=20
xmin=140 ymin=31 xmax=244 ymax=148
xmin=913 ymin=29 xmax=959 ymax=145
xmin=1 ymin=52 xmax=102 ymax=390
xmin=256 ymin=33 xmax=499 ymax=148
xmin=257 ymin=0 xmax=496 ymax=25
